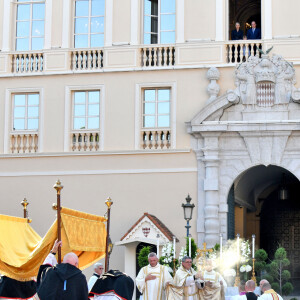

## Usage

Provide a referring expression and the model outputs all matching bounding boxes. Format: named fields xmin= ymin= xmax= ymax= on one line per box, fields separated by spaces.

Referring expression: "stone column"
xmin=195 ymin=149 xmax=205 ymax=246
xmin=202 ymin=133 xmax=221 ymax=248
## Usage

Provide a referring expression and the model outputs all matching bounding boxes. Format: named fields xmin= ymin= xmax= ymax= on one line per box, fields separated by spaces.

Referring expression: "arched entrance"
xmin=228 ymin=165 xmax=300 ymax=289
xmin=229 ymin=0 xmax=261 ymax=38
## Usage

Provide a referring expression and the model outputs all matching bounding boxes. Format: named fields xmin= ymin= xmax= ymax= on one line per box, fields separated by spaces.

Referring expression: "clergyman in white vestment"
xmin=136 ymin=252 xmax=173 ymax=300
xmin=259 ymin=283 xmax=283 ymax=300
xmin=198 ymin=259 xmax=227 ymax=300
xmin=167 ymin=256 xmax=203 ymax=300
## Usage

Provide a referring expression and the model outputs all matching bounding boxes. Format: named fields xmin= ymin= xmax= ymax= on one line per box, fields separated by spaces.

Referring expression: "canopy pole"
xmin=105 ymin=197 xmax=113 ymax=272
xmin=53 ymin=180 xmax=63 ymax=264
xmin=21 ymin=197 xmax=32 ymax=223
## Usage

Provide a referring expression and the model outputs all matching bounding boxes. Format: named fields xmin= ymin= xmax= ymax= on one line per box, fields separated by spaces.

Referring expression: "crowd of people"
xmin=0 ymin=243 xmax=287 ymax=300
xmin=136 ymin=252 xmax=283 ymax=300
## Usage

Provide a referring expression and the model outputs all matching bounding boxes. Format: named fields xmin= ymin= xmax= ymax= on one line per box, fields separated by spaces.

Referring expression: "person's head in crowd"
xmin=63 ymin=252 xmax=79 ymax=268
xmin=245 ymin=280 xmax=256 ymax=292
xmin=148 ymin=252 xmax=159 ymax=267
xmin=94 ymin=263 xmax=104 ymax=275
xmin=235 ymin=22 xmax=241 ymax=31
xmin=251 ymin=21 xmax=257 ymax=29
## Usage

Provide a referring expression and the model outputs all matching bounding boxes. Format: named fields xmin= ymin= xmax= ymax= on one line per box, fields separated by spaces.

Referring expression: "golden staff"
xmin=21 ymin=197 xmax=32 ymax=223
xmin=53 ymin=180 xmax=63 ymax=264
xmin=105 ymin=197 xmax=113 ymax=272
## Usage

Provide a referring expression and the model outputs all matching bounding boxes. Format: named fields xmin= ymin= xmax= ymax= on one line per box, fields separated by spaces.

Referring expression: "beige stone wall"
xmin=0 ymin=0 xmax=3 ymax=50
xmin=113 ymin=0 xmax=131 ymax=44
xmin=272 ymin=0 xmax=300 ymax=38
xmin=52 ymin=0 xmax=64 ymax=48
xmin=185 ymin=0 xmax=216 ymax=41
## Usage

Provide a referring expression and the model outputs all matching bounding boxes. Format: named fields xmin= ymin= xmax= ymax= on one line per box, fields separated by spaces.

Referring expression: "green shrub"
xmin=282 ymin=282 xmax=293 ymax=296
xmin=138 ymin=246 xmax=151 ymax=268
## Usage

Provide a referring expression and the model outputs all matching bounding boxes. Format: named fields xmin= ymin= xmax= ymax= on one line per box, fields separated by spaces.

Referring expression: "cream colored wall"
xmin=0 ymin=0 xmax=3 ymax=50
xmin=272 ymin=0 xmax=300 ymax=38
xmin=113 ymin=0 xmax=131 ymax=44
xmin=51 ymin=0 xmax=63 ymax=48
xmin=184 ymin=0 xmax=216 ymax=41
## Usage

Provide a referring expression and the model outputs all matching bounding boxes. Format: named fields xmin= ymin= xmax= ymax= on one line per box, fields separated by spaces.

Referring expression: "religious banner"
xmin=0 ymin=207 xmax=107 ymax=280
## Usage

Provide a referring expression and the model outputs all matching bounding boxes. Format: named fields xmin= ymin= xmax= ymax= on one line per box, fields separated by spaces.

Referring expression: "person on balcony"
xmin=231 ymin=22 xmax=244 ymax=40
xmin=246 ymin=21 xmax=261 ymax=40
xmin=231 ymin=22 xmax=244 ymax=62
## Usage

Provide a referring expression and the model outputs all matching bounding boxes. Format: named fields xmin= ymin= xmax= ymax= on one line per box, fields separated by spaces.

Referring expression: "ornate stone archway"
xmin=187 ymin=53 xmax=300 ymax=247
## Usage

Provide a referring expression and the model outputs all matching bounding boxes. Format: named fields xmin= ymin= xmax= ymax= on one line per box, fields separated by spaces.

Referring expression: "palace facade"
xmin=0 ymin=0 xmax=300 ymax=288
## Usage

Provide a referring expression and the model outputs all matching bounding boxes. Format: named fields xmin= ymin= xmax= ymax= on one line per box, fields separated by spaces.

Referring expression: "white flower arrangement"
xmin=161 ymin=242 xmax=174 ymax=264
xmin=224 ymin=268 xmax=236 ymax=277
xmin=178 ymin=246 xmax=188 ymax=262
xmin=240 ymin=264 xmax=252 ymax=272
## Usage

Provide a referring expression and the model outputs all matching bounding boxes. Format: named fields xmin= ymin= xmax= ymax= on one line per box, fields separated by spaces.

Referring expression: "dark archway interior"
xmin=228 ymin=165 xmax=300 ymax=293
xmin=260 ymin=182 xmax=300 ymax=290
xmin=229 ymin=0 xmax=261 ymax=39
xmin=135 ymin=242 xmax=157 ymax=300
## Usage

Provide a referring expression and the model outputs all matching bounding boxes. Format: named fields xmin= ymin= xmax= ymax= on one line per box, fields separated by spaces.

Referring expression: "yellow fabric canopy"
xmin=0 ymin=207 xmax=107 ymax=281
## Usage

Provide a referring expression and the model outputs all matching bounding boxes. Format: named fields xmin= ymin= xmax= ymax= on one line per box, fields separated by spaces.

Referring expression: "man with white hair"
xmin=136 ymin=252 xmax=172 ymax=300
xmin=259 ymin=283 xmax=283 ymax=300
xmin=259 ymin=279 xmax=269 ymax=294
xmin=34 ymin=240 xmax=89 ymax=300
xmin=88 ymin=263 xmax=104 ymax=292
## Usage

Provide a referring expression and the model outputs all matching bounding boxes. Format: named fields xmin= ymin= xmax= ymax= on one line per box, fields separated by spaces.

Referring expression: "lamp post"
xmin=182 ymin=194 xmax=195 ymax=238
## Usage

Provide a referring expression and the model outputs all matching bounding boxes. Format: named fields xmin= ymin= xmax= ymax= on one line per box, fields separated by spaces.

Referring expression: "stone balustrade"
xmin=71 ymin=49 xmax=104 ymax=71
xmin=226 ymin=40 xmax=262 ymax=63
xmin=71 ymin=131 xmax=99 ymax=152
xmin=1 ymin=40 xmax=300 ymax=76
xmin=141 ymin=129 xmax=171 ymax=150
xmin=141 ymin=45 xmax=175 ymax=67
xmin=10 ymin=133 xmax=39 ymax=153
xmin=12 ymin=52 xmax=43 ymax=73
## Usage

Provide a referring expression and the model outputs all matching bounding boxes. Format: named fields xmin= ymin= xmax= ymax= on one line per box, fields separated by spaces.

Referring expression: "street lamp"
xmin=182 ymin=194 xmax=195 ymax=237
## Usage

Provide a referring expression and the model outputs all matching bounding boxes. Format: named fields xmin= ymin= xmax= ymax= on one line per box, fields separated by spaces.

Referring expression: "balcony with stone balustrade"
xmin=0 ymin=39 xmax=299 ymax=76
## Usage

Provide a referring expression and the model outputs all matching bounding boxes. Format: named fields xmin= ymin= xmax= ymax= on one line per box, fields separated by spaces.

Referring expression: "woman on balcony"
xmin=231 ymin=22 xmax=244 ymax=62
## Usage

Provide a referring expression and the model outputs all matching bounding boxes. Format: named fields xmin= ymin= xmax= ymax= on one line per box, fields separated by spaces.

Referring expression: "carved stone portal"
xmin=189 ymin=53 xmax=300 ymax=248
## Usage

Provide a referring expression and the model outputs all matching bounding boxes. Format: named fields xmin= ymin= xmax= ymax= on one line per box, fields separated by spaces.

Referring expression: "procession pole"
xmin=105 ymin=197 xmax=113 ymax=272
xmin=53 ymin=180 xmax=63 ymax=264
xmin=21 ymin=197 xmax=32 ymax=223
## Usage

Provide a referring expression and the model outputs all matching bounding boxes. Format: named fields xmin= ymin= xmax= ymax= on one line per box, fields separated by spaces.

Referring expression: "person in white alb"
xmin=198 ymin=259 xmax=227 ymax=300
xmin=167 ymin=256 xmax=203 ymax=300
xmin=259 ymin=283 xmax=283 ymax=300
xmin=136 ymin=252 xmax=173 ymax=300
xmin=88 ymin=263 xmax=104 ymax=292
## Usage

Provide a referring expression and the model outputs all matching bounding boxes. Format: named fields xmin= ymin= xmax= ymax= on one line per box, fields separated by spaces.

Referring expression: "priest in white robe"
xmin=167 ymin=256 xmax=203 ymax=300
xmin=136 ymin=252 xmax=173 ymax=300
xmin=197 ymin=259 xmax=227 ymax=300
xmin=259 ymin=283 xmax=283 ymax=300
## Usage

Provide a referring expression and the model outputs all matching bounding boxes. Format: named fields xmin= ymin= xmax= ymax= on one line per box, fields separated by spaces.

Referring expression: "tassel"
xmin=64 ymin=280 xmax=67 ymax=291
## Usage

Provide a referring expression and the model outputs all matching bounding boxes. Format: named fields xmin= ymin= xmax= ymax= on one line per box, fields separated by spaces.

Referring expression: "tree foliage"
xmin=186 ymin=237 xmax=198 ymax=259
xmin=282 ymin=282 xmax=293 ymax=296
xmin=138 ymin=246 xmax=151 ymax=268
xmin=268 ymin=247 xmax=293 ymax=296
